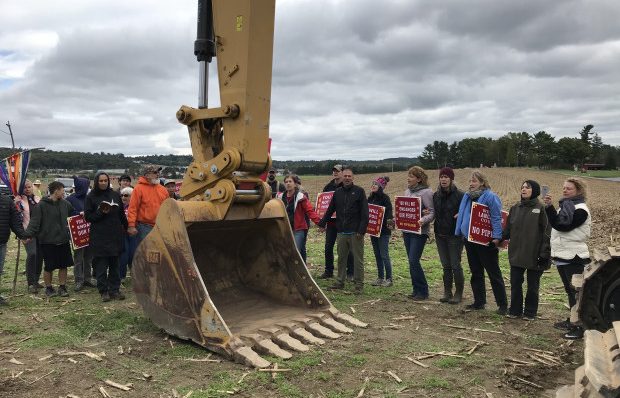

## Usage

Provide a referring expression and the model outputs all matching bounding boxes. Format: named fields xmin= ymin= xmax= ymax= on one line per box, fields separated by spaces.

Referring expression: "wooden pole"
xmin=12 ymin=240 xmax=21 ymax=294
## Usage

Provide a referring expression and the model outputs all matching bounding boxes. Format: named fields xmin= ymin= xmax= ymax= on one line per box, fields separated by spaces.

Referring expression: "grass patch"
xmin=524 ymin=334 xmax=553 ymax=350
xmin=0 ymin=323 xmax=25 ymax=335
xmin=435 ymin=356 xmax=463 ymax=368
xmin=421 ymin=376 xmax=451 ymax=389
xmin=21 ymin=331 xmax=75 ymax=348
xmin=94 ymin=367 xmax=114 ymax=380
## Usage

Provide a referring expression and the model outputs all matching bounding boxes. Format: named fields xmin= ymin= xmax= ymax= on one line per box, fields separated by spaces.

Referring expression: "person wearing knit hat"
xmin=439 ymin=167 xmax=455 ymax=181
xmin=369 ymin=176 xmax=394 ymax=287
xmin=433 ymin=168 xmax=465 ymax=303
xmin=502 ymin=179 xmax=551 ymax=322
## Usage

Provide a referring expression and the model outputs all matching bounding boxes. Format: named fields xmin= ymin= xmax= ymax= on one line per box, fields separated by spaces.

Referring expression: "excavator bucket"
xmin=132 ymin=198 xmax=367 ymax=368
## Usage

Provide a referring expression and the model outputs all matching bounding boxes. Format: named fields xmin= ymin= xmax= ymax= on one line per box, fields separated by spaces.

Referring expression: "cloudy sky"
xmin=1 ymin=0 xmax=619 ymax=160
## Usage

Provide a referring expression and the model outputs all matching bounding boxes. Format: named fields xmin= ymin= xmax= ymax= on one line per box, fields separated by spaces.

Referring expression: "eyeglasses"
xmin=121 ymin=194 xmax=131 ymax=197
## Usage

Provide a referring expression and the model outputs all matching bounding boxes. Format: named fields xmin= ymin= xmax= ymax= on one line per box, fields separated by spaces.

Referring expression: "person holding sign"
xmin=23 ymin=181 xmax=75 ymax=298
xmin=432 ymin=167 xmax=465 ymax=304
xmin=544 ymin=178 xmax=590 ymax=340
xmin=277 ymin=174 xmax=321 ymax=263
xmin=502 ymin=180 xmax=551 ymax=321
xmin=401 ymin=166 xmax=435 ymax=300
xmin=85 ymin=172 xmax=128 ymax=302
xmin=455 ymin=171 xmax=507 ymax=314
xmin=67 ymin=176 xmax=95 ymax=292
xmin=318 ymin=164 xmax=354 ymax=280
xmin=368 ymin=176 xmax=394 ymax=287
xmin=318 ymin=167 xmax=368 ymax=294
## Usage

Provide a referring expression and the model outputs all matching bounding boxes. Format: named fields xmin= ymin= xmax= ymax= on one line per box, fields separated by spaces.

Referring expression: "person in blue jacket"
xmin=455 ymin=170 xmax=508 ymax=314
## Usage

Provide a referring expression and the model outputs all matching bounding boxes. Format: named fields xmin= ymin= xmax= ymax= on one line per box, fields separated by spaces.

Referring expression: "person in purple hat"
xmin=432 ymin=167 xmax=465 ymax=303
xmin=368 ymin=176 xmax=394 ymax=287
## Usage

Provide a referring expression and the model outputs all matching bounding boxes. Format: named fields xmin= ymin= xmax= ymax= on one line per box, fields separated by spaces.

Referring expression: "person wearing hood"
xmin=433 ymin=167 xmax=465 ymax=304
xmin=14 ymin=180 xmax=44 ymax=293
xmin=544 ymin=177 xmax=591 ymax=340
xmin=455 ymin=171 xmax=508 ymax=315
xmin=126 ymin=165 xmax=169 ymax=242
xmin=66 ymin=176 xmax=95 ymax=291
xmin=502 ymin=180 xmax=551 ymax=322
xmin=402 ymin=166 xmax=435 ymax=301
xmin=85 ymin=171 xmax=128 ymax=302
xmin=23 ymin=181 xmax=75 ymax=298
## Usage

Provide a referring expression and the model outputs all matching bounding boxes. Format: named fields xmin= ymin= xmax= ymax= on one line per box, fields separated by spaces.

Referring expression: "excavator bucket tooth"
xmin=132 ymin=199 xmax=364 ymax=367
xmin=308 ymin=313 xmax=353 ymax=333
xmin=328 ymin=308 xmax=369 ymax=328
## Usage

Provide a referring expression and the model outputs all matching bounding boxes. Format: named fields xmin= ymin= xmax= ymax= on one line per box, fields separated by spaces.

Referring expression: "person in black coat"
xmin=0 ymin=194 xmax=27 ymax=305
xmin=368 ymin=176 xmax=394 ymax=287
xmin=84 ymin=171 xmax=128 ymax=302
xmin=432 ymin=167 xmax=465 ymax=304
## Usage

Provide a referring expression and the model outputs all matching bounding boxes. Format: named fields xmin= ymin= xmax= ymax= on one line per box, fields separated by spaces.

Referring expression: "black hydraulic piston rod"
xmin=195 ymin=0 xmax=216 ymax=108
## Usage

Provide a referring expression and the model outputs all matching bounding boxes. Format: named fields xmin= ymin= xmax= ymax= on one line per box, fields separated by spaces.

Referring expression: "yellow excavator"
xmin=131 ymin=0 xmax=366 ymax=368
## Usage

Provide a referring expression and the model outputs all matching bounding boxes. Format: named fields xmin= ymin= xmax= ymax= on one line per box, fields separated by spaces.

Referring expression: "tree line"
xmin=418 ymin=125 xmax=619 ymax=170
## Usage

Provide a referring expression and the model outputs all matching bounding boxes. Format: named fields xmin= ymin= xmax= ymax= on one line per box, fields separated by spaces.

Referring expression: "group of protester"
xmin=0 ymin=165 xmax=171 ymax=304
xmin=278 ymin=164 xmax=590 ymax=340
xmin=0 ymin=163 xmax=591 ymax=340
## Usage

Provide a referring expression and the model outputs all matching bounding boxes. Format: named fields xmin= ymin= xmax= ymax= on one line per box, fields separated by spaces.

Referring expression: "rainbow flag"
xmin=0 ymin=150 xmax=31 ymax=196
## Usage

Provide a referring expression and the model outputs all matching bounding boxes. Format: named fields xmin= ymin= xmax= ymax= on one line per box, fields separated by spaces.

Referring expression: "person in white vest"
xmin=543 ymin=177 xmax=590 ymax=340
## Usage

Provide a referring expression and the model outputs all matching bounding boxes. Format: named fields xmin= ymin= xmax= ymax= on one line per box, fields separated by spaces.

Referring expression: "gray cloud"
xmin=1 ymin=0 xmax=619 ymax=160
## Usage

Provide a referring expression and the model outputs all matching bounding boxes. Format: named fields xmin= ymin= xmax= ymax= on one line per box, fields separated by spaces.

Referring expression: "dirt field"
xmin=1 ymin=168 xmax=617 ymax=398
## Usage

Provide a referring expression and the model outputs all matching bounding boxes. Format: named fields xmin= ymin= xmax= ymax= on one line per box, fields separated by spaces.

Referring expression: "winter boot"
xmin=439 ymin=269 xmax=453 ymax=303
xmin=449 ymin=268 xmax=464 ymax=304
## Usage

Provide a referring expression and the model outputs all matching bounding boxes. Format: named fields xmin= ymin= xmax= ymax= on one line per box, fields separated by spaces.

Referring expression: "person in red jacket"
xmin=277 ymin=174 xmax=321 ymax=264
xmin=126 ymin=165 xmax=169 ymax=242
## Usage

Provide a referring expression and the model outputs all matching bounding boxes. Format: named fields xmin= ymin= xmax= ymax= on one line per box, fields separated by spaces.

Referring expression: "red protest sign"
xmin=366 ymin=204 xmax=385 ymax=237
xmin=315 ymin=191 xmax=335 ymax=219
xmin=395 ymin=196 xmax=421 ymax=234
xmin=67 ymin=214 xmax=90 ymax=250
xmin=468 ymin=203 xmax=509 ymax=245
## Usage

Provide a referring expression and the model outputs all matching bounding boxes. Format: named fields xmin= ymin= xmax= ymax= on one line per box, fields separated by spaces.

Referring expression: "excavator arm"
xmin=130 ymin=0 xmax=367 ymax=368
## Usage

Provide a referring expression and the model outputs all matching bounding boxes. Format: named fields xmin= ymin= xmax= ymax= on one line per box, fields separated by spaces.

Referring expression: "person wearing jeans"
xmin=432 ymin=167 xmax=465 ymax=304
xmin=544 ymin=177 xmax=591 ymax=340
xmin=368 ymin=176 xmax=394 ymax=287
xmin=277 ymin=174 xmax=321 ymax=264
xmin=126 ymin=165 xmax=169 ymax=244
xmin=502 ymin=180 xmax=551 ymax=321
xmin=318 ymin=167 xmax=368 ymax=294
xmin=402 ymin=166 xmax=434 ymax=300
xmin=319 ymin=164 xmax=353 ymax=279
xmin=455 ymin=170 xmax=507 ymax=314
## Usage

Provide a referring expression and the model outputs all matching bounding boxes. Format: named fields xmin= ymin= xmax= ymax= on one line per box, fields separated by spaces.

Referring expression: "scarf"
xmin=468 ymin=189 xmax=484 ymax=200
xmin=556 ymin=195 xmax=585 ymax=227
xmin=408 ymin=184 xmax=429 ymax=193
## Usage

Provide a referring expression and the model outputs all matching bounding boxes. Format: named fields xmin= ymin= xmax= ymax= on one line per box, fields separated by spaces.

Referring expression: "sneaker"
xmin=564 ymin=326 xmax=584 ymax=340
xmin=45 ymin=286 xmax=58 ymax=298
xmin=370 ymin=278 xmax=384 ymax=286
xmin=329 ymin=283 xmax=345 ymax=290
xmin=74 ymin=282 xmax=84 ymax=292
xmin=354 ymin=286 xmax=363 ymax=295
xmin=410 ymin=294 xmax=428 ymax=301
xmin=35 ymin=282 xmax=45 ymax=289
xmin=101 ymin=292 xmax=111 ymax=302
xmin=382 ymin=278 xmax=393 ymax=287
xmin=522 ymin=315 xmax=536 ymax=321
xmin=318 ymin=272 xmax=333 ymax=279
xmin=0 ymin=296 xmax=8 ymax=306
xmin=110 ymin=291 xmax=126 ymax=300
xmin=553 ymin=318 xmax=571 ymax=330
xmin=28 ymin=285 xmax=39 ymax=294
xmin=506 ymin=313 xmax=520 ymax=319
xmin=465 ymin=303 xmax=485 ymax=310
xmin=346 ymin=274 xmax=355 ymax=282
xmin=496 ymin=306 xmax=508 ymax=316
xmin=58 ymin=286 xmax=70 ymax=297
